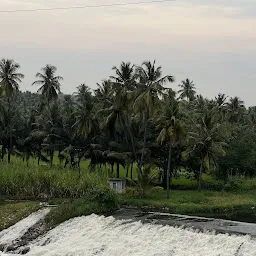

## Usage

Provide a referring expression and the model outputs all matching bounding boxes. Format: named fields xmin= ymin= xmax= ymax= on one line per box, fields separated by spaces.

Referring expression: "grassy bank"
xmin=121 ymin=189 xmax=256 ymax=222
xmin=0 ymin=162 xmax=108 ymax=199
xmin=2 ymin=156 xmax=256 ymax=192
xmin=46 ymin=186 xmax=119 ymax=227
xmin=0 ymin=162 xmax=119 ymax=229
xmin=0 ymin=161 xmax=255 ymax=226
xmin=0 ymin=186 xmax=119 ymax=230
xmin=0 ymin=200 xmax=40 ymax=231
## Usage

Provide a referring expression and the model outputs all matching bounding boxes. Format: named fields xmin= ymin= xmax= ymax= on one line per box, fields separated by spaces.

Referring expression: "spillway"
xmin=1 ymin=214 xmax=253 ymax=256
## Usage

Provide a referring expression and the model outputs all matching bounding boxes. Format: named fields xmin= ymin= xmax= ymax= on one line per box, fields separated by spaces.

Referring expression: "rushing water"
xmin=1 ymin=214 xmax=255 ymax=256
xmin=0 ymin=208 xmax=50 ymax=245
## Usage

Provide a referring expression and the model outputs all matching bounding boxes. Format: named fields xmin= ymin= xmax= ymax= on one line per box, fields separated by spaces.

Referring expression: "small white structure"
xmin=108 ymin=178 xmax=126 ymax=193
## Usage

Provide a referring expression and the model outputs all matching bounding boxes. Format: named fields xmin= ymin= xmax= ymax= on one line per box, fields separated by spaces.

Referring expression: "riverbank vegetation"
xmin=121 ymin=189 xmax=256 ymax=222
xmin=0 ymin=200 xmax=40 ymax=231
xmin=45 ymin=190 xmax=119 ymax=227
xmin=0 ymin=58 xmax=256 ymax=224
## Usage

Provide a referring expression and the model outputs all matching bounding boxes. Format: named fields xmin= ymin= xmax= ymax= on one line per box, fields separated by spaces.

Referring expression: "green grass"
xmin=0 ymin=200 xmax=40 ymax=231
xmin=4 ymin=155 xmax=256 ymax=192
xmin=0 ymin=162 xmax=108 ymax=199
xmin=1 ymin=155 xmax=256 ymax=226
xmin=121 ymin=189 xmax=256 ymax=221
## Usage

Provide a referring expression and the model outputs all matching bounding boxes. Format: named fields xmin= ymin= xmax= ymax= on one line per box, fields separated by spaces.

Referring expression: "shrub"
xmin=86 ymin=186 xmax=119 ymax=208
xmin=124 ymin=187 xmax=136 ymax=196
xmin=151 ymin=186 xmax=164 ymax=194
xmin=202 ymin=179 xmax=224 ymax=191
xmin=223 ymin=176 xmax=241 ymax=191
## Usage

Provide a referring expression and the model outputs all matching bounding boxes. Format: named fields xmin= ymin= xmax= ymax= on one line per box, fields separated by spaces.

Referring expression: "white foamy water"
xmin=15 ymin=214 xmax=256 ymax=256
xmin=0 ymin=208 xmax=50 ymax=245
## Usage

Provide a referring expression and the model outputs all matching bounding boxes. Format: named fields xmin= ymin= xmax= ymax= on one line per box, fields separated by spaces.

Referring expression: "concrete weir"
xmin=112 ymin=208 xmax=256 ymax=237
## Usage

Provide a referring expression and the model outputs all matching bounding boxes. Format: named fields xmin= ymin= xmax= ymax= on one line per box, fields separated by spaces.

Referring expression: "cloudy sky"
xmin=1 ymin=0 xmax=256 ymax=105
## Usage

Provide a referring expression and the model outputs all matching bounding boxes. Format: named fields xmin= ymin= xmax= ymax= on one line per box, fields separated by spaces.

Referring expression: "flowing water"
xmin=1 ymin=214 xmax=256 ymax=256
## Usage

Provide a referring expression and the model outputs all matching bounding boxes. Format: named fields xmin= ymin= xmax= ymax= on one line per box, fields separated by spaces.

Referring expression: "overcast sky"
xmin=1 ymin=0 xmax=256 ymax=105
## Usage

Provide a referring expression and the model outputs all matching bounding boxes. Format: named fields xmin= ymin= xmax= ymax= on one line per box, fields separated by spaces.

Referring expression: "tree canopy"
xmin=0 ymin=58 xmax=255 ymax=193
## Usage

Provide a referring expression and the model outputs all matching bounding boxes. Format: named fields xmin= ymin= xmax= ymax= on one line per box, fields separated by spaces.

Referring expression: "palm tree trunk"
xmin=38 ymin=154 xmax=40 ymax=165
xmin=116 ymin=163 xmax=120 ymax=178
xmin=139 ymin=112 xmax=148 ymax=172
xmin=26 ymin=153 xmax=29 ymax=167
xmin=58 ymin=150 xmax=62 ymax=166
xmin=1 ymin=146 xmax=5 ymax=160
xmin=123 ymin=115 xmax=137 ymax=162
xmin=78 ymin=156 xmax=82 ymax=177
xmin=111 ymin=163 xmax=114 ymax=174
xmin=78 ymin=161 xmax=81 ymax=178
xmin=64 ymin=159 xmax=68 ymax=168
xmin=8 ymin=132 xmax=12 ymax=164
xmin=130 ymin=163 xmax=133 ymax=180
xmin=7 ymin=98 xmax=12 ymax=164
xmin=126 ymin=165 xmax=129 ymax=178
xmin=198 ymin=161 xmax=203 ymax=191
xmin=166 ymin=139 xmax=172 ymax=199
xmin=50 ymin=150 xmax=54 ymax=167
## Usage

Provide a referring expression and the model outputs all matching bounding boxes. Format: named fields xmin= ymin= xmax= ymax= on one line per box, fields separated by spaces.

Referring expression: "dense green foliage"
xmin=0 ymin=58 xmax=256 ymax=196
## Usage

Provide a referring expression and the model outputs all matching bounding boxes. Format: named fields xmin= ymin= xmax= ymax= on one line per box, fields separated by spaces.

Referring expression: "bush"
xmin=86 ymin=186 xmax=119 ymax=208
xmin=202 ymin=178 xmax=224 ymax=191
xmin=124 ymin=187 xmax=136 ymax=196
xmin=223 ymin=176 xmax=241 ymax=191
xmin=151 ymin=186 xmax=164 ymax=194
xmin=240 ymin=178 xmax=256 ymax=190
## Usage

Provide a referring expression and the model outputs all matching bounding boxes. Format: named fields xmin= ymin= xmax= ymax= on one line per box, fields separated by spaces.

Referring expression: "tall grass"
xmin=46 ymin=187 xmax=119 ymax=226
xmin=0 ymin=162 xmax=108 ymax=198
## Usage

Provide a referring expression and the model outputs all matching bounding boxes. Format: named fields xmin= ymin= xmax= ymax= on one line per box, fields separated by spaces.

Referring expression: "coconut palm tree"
xmin=135 ymin=60 xmax=175 ymax=170
xmin=97 ymin=86 xmax=138 ymax=177
xmin=0 ymin=59 xmax=24 ymax=97
xmin=95 ymin=80 xmax=112 ymax=100
xmin=32 ymin=65 xmax=63 ymax=106
xmin=75 ymin=84 xmax=92 ymax=106
xmin=0 ymin=59 xmax=24 ymax=163
xmin=157 ymin=91 xmax=185 ymax=198
xmin=178 ymin=79 xmax=196 ymax=101
xmin=186 ymin=111 xmax=227 ymax=191
xmin=73 ymin=104 xmax=98 ymax=141
xmin=111 ymin=62 xmax=136 ymax=90
xmin=226 ymin=97 xmax=245 ymax=123
xmin=215 ymin=93 xmax=228 ymax=107
xmin=73 ymin=85 xmax=98 ymax=141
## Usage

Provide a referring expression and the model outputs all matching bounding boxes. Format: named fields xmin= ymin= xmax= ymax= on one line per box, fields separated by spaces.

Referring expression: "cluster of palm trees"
xmin=0 ymin=58 xmax=255 ymax=195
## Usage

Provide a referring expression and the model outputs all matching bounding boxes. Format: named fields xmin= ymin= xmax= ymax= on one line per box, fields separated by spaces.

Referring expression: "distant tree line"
xmin=0 ymin=58 xmax=255 ymax=196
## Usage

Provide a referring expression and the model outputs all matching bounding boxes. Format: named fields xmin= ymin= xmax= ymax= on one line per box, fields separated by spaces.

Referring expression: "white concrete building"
xmin=108 ymin=178 xmax=126 ymax=193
